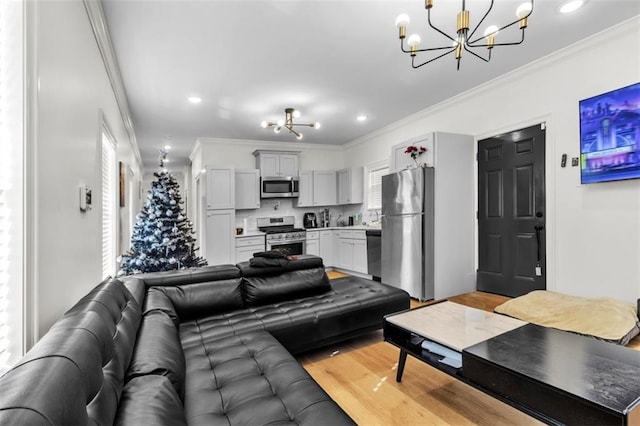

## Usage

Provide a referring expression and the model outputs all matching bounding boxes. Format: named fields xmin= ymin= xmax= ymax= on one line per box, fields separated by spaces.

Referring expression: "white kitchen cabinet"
xmin=235 ymin=234 xmax=265 ymax=263
xmin=306 ymin=230 xmax=320 ymax=256
xmin=319 ymin=230 xmax=333 ymax=266
xmin=337 ymin=167 xmax=364 ymax=205
xmin=253 ymin=150 xmax=299 ymax=177
xmin=389 ymin=135 xmax=435 ymax=173
xmin=297 ymin=170 xmax=313 ymax=207
xmin=337 ymin=230 xmax=367 ymax=274
xmin=205 ymin=166 xmax=235 ymax=210
xmin=298 ymin=170 xmax=337 ymax=207
xmin=312 ymin=170 xmax=337 ymax=206
xmin=235 ymin=169 xmax=260 ymax=210
xmin=204 ymin=209 xmax=235 ymax=265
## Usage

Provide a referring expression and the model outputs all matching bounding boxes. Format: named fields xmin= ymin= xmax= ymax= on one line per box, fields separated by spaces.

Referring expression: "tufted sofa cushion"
xmin=0 ymin=278 xmax=141 ymax=425
xmin=179 ymin=275 xmax=410 ymax=355
xmin=237 ymin=255 xmax=324 ymax=277
xmin=134 ymin=264 xmax=241 ymax=286
xmin=242 ymin=267 xmax=331 ymax=307
xmin=182 ymin=330 xmax=355 ymax=425
xmin=126 ymin=310 xmax=186 ymax=398
xmin=158 ymin=278 xmax=244 ymax=320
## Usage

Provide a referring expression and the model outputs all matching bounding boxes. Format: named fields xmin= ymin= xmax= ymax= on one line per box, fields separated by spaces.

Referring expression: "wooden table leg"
xmin=396 ymin=349 xmax=408 ymax=382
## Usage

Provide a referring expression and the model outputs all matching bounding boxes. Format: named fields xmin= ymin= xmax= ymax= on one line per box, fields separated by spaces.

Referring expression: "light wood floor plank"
xmin=297 ymin=289 xmax=536 ymax=425
xmin=307 ymin=275 xmax=640 ymax=423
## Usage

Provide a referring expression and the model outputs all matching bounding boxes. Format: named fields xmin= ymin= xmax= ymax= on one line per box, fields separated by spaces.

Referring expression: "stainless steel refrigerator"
xmin=381 ymin=167 xmax=435 ymax=300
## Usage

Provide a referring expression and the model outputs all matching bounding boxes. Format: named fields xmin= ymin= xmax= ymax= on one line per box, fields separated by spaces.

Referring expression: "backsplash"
xmin=235 ymin=198 xmax=371 ymax=231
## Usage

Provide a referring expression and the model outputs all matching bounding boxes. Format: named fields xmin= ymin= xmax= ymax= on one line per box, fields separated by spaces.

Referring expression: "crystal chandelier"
xmin=261 ymin=108 xmax=320 ymax=140
xmin=396 ymin=0 xmax=533 ymax=70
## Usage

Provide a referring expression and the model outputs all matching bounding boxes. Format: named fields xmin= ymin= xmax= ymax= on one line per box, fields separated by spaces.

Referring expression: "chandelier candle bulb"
xmin=516 ymin=2 xmax=532 ymax=28
xmin=395 ymin=14 xmax=410 ymax=39
xmin=407 ymin=34 xmax=421 ymax=55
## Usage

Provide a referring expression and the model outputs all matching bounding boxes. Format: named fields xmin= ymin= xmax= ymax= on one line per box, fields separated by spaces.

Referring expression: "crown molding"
xmin=83 ymin=0 xmax=143 ymax=171
xmin=196 ymin=137 xmax=344 ymax=152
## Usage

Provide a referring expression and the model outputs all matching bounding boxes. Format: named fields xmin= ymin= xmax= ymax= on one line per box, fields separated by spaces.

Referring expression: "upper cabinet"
xmin=297 ymin=170 xmax=313 ymax=207
xmin=235 ymin=169 xmax=260 ymax=210
xmin=312 ymin=170 xmax=337 ymax=207
xmin=390 ymin=135 xmax=435 ymax=173
xmin=253 ymin=150 xmax=300 ymax=177
xmin=337 ymin=167 xmax=364 ymax=205
xmin=298 ymin=170 xmax=337 ymax=207
xmin=205 ymin=166 xmax=235 ymax=210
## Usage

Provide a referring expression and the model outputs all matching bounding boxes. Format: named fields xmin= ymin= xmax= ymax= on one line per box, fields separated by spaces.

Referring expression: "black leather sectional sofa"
xmin=0 ymin=255 xmax=409 ymax=425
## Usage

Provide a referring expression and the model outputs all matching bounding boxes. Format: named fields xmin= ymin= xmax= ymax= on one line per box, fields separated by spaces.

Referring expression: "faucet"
xmin=375 ymin=210 xmax=380 ymax=221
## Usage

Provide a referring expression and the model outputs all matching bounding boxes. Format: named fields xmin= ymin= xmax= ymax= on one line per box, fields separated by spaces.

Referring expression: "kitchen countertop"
xmin=304 ymin=225 xmax=381 ymax=231
xmin=235 ymin=230 xmax=266 ymax=238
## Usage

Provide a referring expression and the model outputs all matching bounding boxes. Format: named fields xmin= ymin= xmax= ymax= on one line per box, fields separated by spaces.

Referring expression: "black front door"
xmin=477 ymin=124 xmax=546 ymax=297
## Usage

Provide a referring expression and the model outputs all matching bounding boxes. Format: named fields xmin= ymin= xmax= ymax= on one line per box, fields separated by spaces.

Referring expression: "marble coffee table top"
xmin=386 ymin=301 xmax=527 ymax=352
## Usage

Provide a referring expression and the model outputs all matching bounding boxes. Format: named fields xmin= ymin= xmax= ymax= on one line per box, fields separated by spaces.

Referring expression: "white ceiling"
xmin=101 ymin=0 xmax=640 ymax=170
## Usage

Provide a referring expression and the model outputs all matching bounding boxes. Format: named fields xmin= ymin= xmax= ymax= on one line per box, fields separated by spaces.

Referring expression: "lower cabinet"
xmin=306 ymin=230 xmax=320 ymax=256
xmin=336 ymin=230 xmax=368 ymax=274
xmin=204 ymin=209 xmax=235 ymax=265
xmin=319 ymin=230 xmax=333 ymax=266
xmin=235 ymin=235 xmax=265 ymax=263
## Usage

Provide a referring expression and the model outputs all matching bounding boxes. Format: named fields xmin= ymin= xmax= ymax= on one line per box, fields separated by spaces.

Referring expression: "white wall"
xmin=343 ymin=18 xmax=640 ymax=305
xmin=27 ymin=0 xmax=142 ymax=342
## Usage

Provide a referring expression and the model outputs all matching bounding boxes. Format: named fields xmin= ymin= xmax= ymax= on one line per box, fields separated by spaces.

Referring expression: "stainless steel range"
xmin=257 ymin=216 xmax=306 ymax=255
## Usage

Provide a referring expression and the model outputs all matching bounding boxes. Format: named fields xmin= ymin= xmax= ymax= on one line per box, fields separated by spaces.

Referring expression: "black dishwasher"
xmin=366 ymin=229 xmax=381 ymax=281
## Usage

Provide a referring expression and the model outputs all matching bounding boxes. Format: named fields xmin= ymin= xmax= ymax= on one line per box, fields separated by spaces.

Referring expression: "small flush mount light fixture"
xmin=356 ymin=115 xmax=368 ymax=122
xmin=260 ymin=108 xmax=320 ymax=140
xmin=559 ymin=0 xmax=585 ymax=14
xmin=396 ymin=0 xmax=534 ymax=70
xmin=187 ymin=96 xmax=202 ymax=104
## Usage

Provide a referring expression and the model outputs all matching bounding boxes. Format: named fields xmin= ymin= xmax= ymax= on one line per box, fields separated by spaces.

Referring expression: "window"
xmin=101 ymin=126 xmax=117 ymax=279
xmin=0 ymin=0 xmax=24 ymax=367
xmin=367 ymin=161 xmax=389 ymax=211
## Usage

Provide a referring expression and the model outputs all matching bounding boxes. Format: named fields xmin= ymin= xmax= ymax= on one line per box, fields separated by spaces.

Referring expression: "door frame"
xmin=473 ymin=114 xmax=556 ymax=293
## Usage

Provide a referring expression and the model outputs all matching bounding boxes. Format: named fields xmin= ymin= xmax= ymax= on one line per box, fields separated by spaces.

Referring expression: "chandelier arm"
xmin=462 ymin=43 xmax=490 ymax=63
xmin=467 ymin=0 xmax=533 ymax=45
xmin=288 ymin=127 xmax=302 ymax=138
xmin=400 ymin=38 xmax=411 ymax=54
xmin=411 ymin=47 xmax=457 ymax=68
xmin=466 ymin=0 xmax=495 ymax=41
xmin=291 ymin=123 xmax=316 ymax=128
xmin=427 ymin=8 xmax=456 ymax=43
xmin=468 ymin=30 xmax=525 ymax=48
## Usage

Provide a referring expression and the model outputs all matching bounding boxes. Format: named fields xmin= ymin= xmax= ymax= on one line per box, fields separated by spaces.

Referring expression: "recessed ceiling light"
xmin=188 ymin=96 xmax=202 ymax=104
xmin=357 ymin=115 xmax=368 ymax=122
xmin=163 ymin=144 xmax=171 ymax=150
xmin=559 ymin=0 xmax=585 ymax=14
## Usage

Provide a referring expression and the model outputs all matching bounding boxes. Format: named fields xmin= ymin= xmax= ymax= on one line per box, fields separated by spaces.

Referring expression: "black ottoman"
xmin=182 ymin=330 xmax=355 ymax=425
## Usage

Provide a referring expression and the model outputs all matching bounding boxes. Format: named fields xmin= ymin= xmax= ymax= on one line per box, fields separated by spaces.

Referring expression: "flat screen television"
xmin=579 ymin=82 xmax=640 ymax=184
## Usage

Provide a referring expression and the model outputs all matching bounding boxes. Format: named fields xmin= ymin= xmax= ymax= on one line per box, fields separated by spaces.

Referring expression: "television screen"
xmin=579 ymin=82 xmax=640 ymax=184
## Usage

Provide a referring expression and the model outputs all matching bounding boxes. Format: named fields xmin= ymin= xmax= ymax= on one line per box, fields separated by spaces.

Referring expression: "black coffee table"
xmin=384 ymin=301 xmax=640 ymax=425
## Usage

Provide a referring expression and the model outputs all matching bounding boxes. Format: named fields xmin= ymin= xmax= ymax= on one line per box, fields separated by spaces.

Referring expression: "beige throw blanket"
xmin=494 ymin=290 xmax=640 ymax=345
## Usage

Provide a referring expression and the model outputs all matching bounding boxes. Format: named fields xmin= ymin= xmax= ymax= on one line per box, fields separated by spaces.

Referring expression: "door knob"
xmin=535 ymin=211 xmax=543 ymax=218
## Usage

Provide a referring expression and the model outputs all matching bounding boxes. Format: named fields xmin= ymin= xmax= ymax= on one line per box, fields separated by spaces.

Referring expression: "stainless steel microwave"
xmin=260 ymin=176 xmax=299 ymax=199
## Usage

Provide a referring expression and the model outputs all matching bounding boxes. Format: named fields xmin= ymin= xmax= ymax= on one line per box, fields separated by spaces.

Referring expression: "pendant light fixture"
xmin=261 ymin=108 xmax=320 ymax=140
xmin=396 ymin=0 xmax=534 ymax=70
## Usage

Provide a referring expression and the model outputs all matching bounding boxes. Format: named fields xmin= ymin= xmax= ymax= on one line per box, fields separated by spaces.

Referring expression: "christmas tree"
xmin=119 ymin=164 xmax=207 ymax=275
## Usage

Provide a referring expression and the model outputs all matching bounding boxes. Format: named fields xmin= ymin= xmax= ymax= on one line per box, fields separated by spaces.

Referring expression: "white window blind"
xmin=367 ymin=164 xmax=389 ymax=210
xmin=0 ymin=0 xmax=24 ymax=367
xmin=101 ymin=131 xmax=117 ymax=279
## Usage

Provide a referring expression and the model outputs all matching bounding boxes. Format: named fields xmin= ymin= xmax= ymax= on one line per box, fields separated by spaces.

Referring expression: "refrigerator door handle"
xmin=383 ymin=212 xmax=424 ymax=218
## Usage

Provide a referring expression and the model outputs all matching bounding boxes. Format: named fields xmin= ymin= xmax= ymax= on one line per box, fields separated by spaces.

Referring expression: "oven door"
xmin=266 ymin=240 xmax=306 ymax=256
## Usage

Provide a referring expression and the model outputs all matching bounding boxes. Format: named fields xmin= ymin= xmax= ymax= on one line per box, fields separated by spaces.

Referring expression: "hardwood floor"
xmin=297 ymin=291 xmax=542 ymax=425
xmin=298 ymin=287 xmax=640 ymax=425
